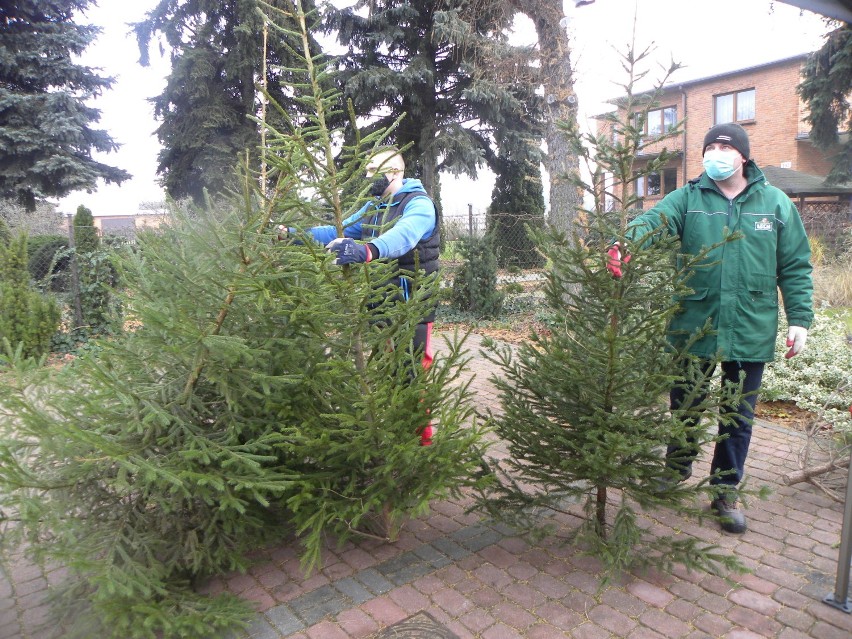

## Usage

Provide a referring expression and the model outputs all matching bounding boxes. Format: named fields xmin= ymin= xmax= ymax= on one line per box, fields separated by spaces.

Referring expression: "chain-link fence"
xmin=10 ymin=218 xmax=136 ymax=333
xmin=799 ymin=201 xmax=852 ymax=254
xmin=441 ymin=206 xmax=548 ymax=293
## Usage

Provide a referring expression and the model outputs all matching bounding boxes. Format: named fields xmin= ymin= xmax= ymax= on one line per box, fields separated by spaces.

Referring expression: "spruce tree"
xmin=72 ymin=204 xmax=99 ymax=254
xmin=0 ymin=3 xmax=490 ymax=636
xmin=135 ymin=0 xmax=330 ymax=203
xmin=327 ymin=0 xmax=539 ymax=197
xmin=0 ymin=0 xmax=130 ymax=209
xmin=72 ymin=204 xmax=118 ymax=334
xmin=474 ymin=41 xmax=754 ymax=578
xmin=798 ymin=24 xmax=852 ymax=185
xmin=487 ymin=149 xmax=546 ymax=269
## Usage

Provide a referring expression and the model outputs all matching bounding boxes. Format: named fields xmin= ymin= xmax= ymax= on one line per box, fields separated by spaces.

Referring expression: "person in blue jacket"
xmin=283 ymin=147 xmax=440 ymax=445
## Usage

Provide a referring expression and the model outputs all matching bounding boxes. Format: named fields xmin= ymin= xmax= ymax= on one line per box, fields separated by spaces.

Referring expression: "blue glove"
xmin=326 ymin=238 xmax=370 ymax=265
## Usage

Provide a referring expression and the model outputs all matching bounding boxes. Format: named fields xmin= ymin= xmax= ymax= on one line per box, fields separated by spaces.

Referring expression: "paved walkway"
xmin=2 ymin=332 xmax=851 ymax=639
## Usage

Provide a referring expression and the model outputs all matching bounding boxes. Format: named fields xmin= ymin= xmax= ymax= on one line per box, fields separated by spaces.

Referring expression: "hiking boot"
xmin=711 ymin=495 xmax=747 ymax=534
xmin=652 ymin=465 xmax=692 ymax=494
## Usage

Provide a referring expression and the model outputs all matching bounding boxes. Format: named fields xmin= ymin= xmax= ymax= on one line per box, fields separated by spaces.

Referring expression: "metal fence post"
xmin=824 ymin=450 xmax=852 ymax=613
xmin=468 ymin=204 xmax=473 ymax=237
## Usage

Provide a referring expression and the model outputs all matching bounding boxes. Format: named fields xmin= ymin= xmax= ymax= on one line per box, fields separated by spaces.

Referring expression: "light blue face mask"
xmin=703 ymin=149 xmax=739 ymax=181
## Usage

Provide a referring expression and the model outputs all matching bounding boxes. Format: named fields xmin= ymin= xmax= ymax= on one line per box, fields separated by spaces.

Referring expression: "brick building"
xmin=598 ymin=54 xmax=852 ymax=230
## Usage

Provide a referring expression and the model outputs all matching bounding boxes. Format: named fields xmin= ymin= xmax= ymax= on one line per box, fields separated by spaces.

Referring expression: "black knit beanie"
xmin=702 ymin=123 xmax=750 ymax=159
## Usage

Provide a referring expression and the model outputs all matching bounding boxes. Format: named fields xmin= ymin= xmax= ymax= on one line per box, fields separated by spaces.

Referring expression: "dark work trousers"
xmin=667 ymin=360 xmax=765 ymax=490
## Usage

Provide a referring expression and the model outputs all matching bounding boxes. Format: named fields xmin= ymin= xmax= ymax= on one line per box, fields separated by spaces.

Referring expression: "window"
xmin=714 ymin=89 xmax=755 ymax=124
xmin=663 ymin=168 xmax=677 ymax=194
xmin=635 ymin=169 xmax=678 ymax=197
xmin=635 ymin=173 xmax=660 ymax=197
xmin=635 ymin=106 xmax=677 ymax=137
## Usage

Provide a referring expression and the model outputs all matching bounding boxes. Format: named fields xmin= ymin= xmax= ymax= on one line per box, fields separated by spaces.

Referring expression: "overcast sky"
xmin=56 ymin=0 xmax=834 ymax=217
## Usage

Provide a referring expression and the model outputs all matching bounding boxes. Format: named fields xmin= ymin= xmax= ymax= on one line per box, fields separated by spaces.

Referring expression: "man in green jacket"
xmin=608 ymin=123 xmax=814 ymax=533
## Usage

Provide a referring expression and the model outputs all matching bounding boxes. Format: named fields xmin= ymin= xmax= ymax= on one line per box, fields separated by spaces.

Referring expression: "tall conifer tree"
xmin=134 ymin=0 xmax=329 ymax=203
xmin=0 ymin=0 xmax=130 ymax=210
xmin=327 ymin=0 xmax=540 ymax=198
xmin=799 ymin=24 xmax=852 ymax=185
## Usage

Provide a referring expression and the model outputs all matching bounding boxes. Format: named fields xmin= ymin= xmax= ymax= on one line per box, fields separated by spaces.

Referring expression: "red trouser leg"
xmin=415 ymin=322 xmax=434 ymax=446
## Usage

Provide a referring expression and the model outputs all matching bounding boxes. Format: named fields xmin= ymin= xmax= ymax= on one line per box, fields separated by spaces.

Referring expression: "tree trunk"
xmin=513 ymin=0 xmax=582 ymax=236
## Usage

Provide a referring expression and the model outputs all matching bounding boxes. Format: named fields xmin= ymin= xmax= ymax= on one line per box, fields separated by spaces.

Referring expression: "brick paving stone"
xmin=775 ymin=606 xmax=817 ymax=633
xmin=809 ymin=621 xmax=852 ymax=639
xmin=410 ymin=573 xmax=444 ymax=595
xmin=0 ymin=621 xmax=21 ymax=639
xmin=336 ymin=608 xmax=379 ymax=638
xmin=628 ymin=580 xmax=675 ymax=608
xmin=600 ymin=588 xmax=647 ymax=616
xmin=458 ymin=607 xmax=497 ymax=633
xmin=505 ymin=562 xmax=539 ymax=581
xmin=432 ymin=538 xmax=470 ymax=560
xmin=490 ymin=601 xmax=538 ymax=630
xmin=376 ymin=551 xmax=433 ymax=586
xmin=561 ymin=588 xmax=597 ymax=615
xmin=638 ymin=607 xmax=692 ymax=637
xmin=693 ymin=610 xmax=733 ymax=636
xmin=728 ymin=588 xmax=782 ymax=616
xmin=412 ymin=543 xmax=452 ymax=569
xmin=387 ymin=584 xmax=426 ymax=614
xmin=726 ymin=604 xmax=783 ymax=636
xmin=665 ymin=598 xmax=701 ymax=622
xmin=340 ymin=547 xmax=376 ymax=571
xmin=257 ymin=568 xmax=288 ymax=590
xmin=668 ymin=580 xmax=705 ymax=602
xmin=323 ymin=560 xmax=355 ymax=582
xmin=246 ymin=616 xmax=281 ymax=639
xmin=529 ymin=572 xmax=573 ymax=600
xmin=306 ymin=620 xmax=349 ymax=639
xmin=806 ymin=598 xmax=852 ymax=630
xmin=778 ymin=628 xmax=816 ymax=639
xmin=627 ymin=627 xmax=668 ymax=639
xmin=478 ymin=544 xmax=520 ymax=569
xmin=726 ymin=629 xmax=766 ymax=639
xmin=243 ymin=585 xmax=277 ymax=612
xmin=587 ymin=603 xmax=638 ymax=634
xmin=497 ymin=536 xmax=530 ymax=555
xmin=500 ymin=582 xmax=540 ymax=609
xmin=481 ymin=622 xmax=524 ymax=639
xmin=361 ymin=595 xmax=407 ymax=627
xmin=432 ymin=587 xmax=475 ymax=617
xmin=533 ymin=601 xmax=584 ymax=630
xmin=228 ymin=573 xmax=260 ymax=594
xmin=466 ymin=585 xmax=504 ymax=608
xmin=526 ymin=623 xmax=569 ymax=639
xmin=354 ymin=568 xmax=394 ymax=595
xmin=563 ymin=569 xmax=601 ymax=595
xmin=570 ymin=621 xmax=612 ymax=639
xmin=472 ymin=563 xmax=512 ymax=589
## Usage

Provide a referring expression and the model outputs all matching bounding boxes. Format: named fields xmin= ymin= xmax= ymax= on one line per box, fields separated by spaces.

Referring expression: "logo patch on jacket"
xmin=754 ymin=217 xmax=773 ymax=231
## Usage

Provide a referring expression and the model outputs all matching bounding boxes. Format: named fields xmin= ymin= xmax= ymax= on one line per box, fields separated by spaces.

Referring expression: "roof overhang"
xmin=775 ymin=0 xmax=852 ymax=23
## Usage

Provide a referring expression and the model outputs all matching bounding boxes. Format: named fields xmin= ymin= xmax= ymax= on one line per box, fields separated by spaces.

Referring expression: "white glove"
xmin=785 ymin=325 xmax=808 ymax=359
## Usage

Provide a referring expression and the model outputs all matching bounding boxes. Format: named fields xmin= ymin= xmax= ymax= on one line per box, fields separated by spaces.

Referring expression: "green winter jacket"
xmin=627 ymin=161 xmax=813 ymax=362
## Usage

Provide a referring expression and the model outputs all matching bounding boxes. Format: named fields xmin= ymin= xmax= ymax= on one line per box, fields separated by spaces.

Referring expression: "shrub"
xmin=28 ymin=235 xmax=70 ymax=290
xmin=762 ymin=311 xmax=852 ymax=435
xmin=0 ymin=232 xmax=61 ymax=359
xmin=450 ymin=234 xmax=504 ymax=318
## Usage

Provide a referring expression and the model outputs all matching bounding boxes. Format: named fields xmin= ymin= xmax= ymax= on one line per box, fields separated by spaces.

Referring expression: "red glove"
xmin=606 ymin=243 xmax=631 ymax=278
